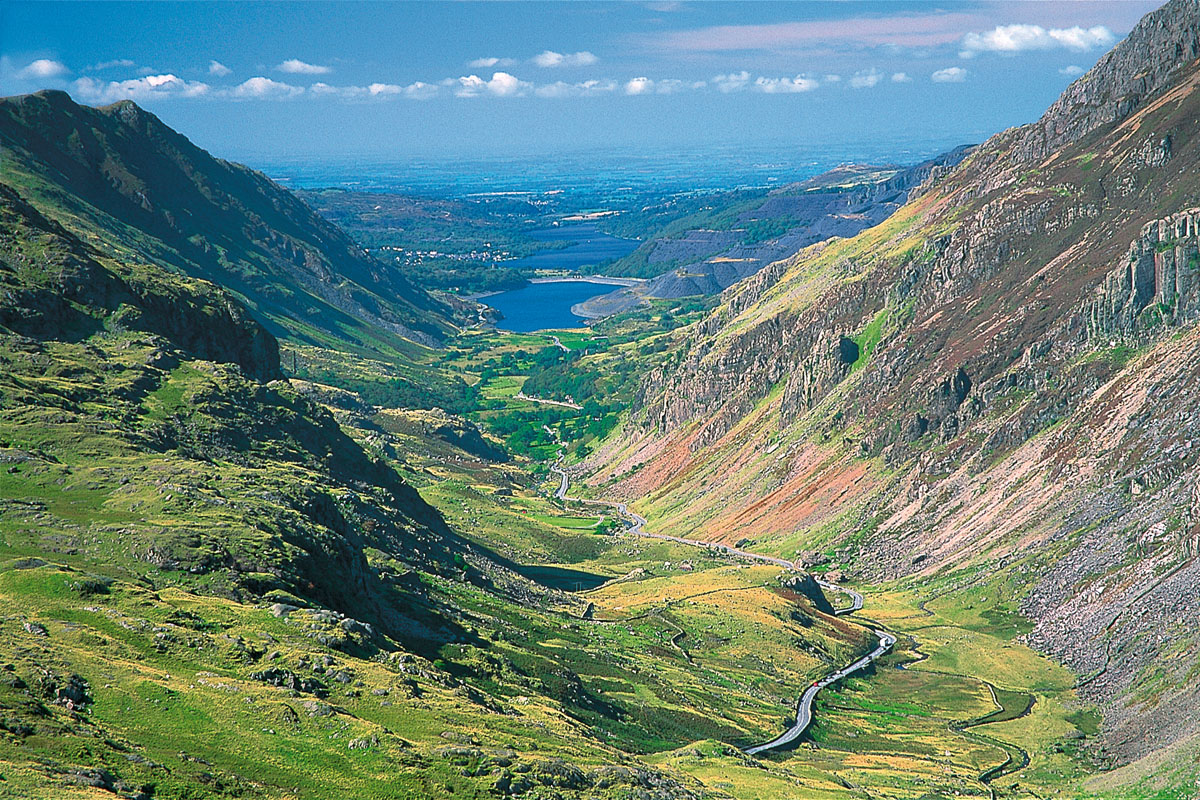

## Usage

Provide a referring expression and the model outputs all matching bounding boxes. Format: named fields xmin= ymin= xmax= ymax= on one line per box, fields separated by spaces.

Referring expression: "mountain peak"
xmin=1015 ymin=0 xmax=1200 ymax=161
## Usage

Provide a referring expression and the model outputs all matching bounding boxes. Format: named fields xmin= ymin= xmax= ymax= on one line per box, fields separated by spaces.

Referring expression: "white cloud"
xmin=624 ymin=76 xmax=654 ymax=95
xmin=960 ymin=24 xmax=1114 ymax=58
xmin=931 ymin=66 xmax=968 ymax=83
xmin=400 ymin=81 xmax=439 ymax=99
xmin=656 ymin=78 xmax=697 ymax=94
xmin=228 ymin=76 xmax=304 ymax=98
xmin=276 ymin=59 xmax=331 ymax=75
xmin=711 ymin=70 xmax=751 ymax=93
xmin=311 ymin=81 xmax=439 ymax=100
xmin=849 ymin=68 xmax=883 ymax=88
xmin=755 ymin=75 xmax=818 ymax=93
xmin=366 ymin=82 xmax=403 ymax=96
xmin=532 ymin=50 xmax=599 ymax=68
xmin=891 ymin=72 xmax=912 ymax=83
xmin=18 ymin=59 xmax=69 ymax=79
xmin=535 ymin=78 xmax=617 ymax=98
xmin=373 ymin=81 xmax=438 ymax=99
xmin=823 ymin=74 xmax=842 ymax=83
xmin=72 ymin=73 xmax=210 ymax=103
xmin=454 ymin=71 xmax=529 ymax=97
xmin=88 ymin=59 xmax=135 ymax=71
xmin=209 ymin=60 xmax=232 ymax=77
xmin=469 ymin=56 xmax=516 ymax=68
xmin=309 ymin=82 xmax=350 ymax=97
xmin=1059 ymin=64 xmax=1085 ymax=76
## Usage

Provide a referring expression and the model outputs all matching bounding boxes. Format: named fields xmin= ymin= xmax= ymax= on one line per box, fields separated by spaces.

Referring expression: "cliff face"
xmin=1087 ymin=207 xmax=1200 ymax=336
xmin=0 ymin=90 xmax=455 ymax=348
xmin=586 ymin=0 xmax=1200 ymax=767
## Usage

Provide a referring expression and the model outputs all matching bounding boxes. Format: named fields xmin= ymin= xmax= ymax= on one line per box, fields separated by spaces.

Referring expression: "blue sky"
xmin=1 ymin=1 xmax=1161 ymax=164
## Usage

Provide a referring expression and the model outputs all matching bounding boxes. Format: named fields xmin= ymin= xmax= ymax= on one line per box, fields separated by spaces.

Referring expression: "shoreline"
xmin=528 ymin=275 xmax=645 ymax=287
xmin=467 ymin=274 xmax=645 ymax=302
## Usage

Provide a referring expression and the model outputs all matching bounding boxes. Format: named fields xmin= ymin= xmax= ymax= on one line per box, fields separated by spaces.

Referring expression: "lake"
xmin=513 ymin=564 xmax=611 ymax=592
xmin=484 ymin=280 xmax=615 ymax=331
xmin=507 ymin=222 xmax=638 ymax=271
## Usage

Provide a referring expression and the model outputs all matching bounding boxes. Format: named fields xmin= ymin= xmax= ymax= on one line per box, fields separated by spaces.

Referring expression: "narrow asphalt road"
xmin=549 ymin=459 xmax=895 ymax=753
xmin=745 ymin=629 xmax=897 ymax=755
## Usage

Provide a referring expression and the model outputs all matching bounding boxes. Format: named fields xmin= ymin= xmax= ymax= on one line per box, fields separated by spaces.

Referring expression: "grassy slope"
xmin=578 ymin=15 xmax=1200 ymax=799
xmin=0 ymin=191 xmax=873 ymax=796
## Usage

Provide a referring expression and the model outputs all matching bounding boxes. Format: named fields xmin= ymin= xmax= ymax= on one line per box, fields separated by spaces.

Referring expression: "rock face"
xmin=1088 ymin=208 xmax=1200 ymax=336
xmin=1013 ymin=0 xmax=1200 ymax=164
xmin=586 ymin=0 xmax=1200 ymax=769
xmin=782 ymin=574 xmax=836 ymax=616
xmin=0 ymin=182 xmax=280 ymax=381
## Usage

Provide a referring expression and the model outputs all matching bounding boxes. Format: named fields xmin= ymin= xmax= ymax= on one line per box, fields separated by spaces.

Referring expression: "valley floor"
xmin=0 ymin=324 xmax=1186 ymax=800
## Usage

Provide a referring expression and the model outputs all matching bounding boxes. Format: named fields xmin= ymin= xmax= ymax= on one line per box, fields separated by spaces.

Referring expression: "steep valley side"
xmin=580 ymin=0 xmax=1200 ymax=780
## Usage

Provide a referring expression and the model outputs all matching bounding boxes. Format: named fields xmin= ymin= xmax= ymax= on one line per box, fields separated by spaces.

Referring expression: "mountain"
xmin=0 ymin=159 xmax=478 ymax=639
xmin=584 ymin=0 xmax=1200 ymax=779
xmin=0 ymin=88 xmax=872 ymax=800
xmin=8 ymin=1 xmax=1200 ymax=796
xmin=0 ymin=90 xmax=456 ymax=351
xmin=578 ymin=149 xmax=970 ymax=317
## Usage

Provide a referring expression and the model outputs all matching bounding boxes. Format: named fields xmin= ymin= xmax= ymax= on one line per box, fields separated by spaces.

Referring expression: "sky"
xmin=0 ymin=1 xmax=1163 ymax=167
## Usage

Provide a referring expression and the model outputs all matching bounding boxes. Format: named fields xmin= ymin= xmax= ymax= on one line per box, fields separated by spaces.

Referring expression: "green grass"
xmin=851 ymin=307 xmax=888 ymax=371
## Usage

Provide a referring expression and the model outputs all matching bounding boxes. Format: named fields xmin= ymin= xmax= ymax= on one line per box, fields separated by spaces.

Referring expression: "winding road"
xmin=549 ymin=460 xmax=895 ymax=754
xmin=745 ymin=629 xmax=898 ymax=755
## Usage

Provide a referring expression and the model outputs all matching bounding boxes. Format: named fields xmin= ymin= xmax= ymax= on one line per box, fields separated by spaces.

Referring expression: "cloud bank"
xmin=532 ymin=50 xmax=599 ymax=68
xmin=960 ymin=24 xmax=1115 ymax=57
xmin=73 ymin=73 xmax=210 ymax=103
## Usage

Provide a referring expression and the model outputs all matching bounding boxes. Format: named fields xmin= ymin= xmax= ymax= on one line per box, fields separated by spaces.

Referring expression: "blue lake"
xmin=484 ymin=281 xmax=615 ymax=332
xmin=507 ymin=223 xmax=638 ymax=271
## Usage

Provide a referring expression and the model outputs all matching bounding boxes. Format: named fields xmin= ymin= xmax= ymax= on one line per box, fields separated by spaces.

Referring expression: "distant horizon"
xmin=246 ymin=134 xmax=978 ymax=199
xmin=2 ymin=1 xmax=1161 ymax=164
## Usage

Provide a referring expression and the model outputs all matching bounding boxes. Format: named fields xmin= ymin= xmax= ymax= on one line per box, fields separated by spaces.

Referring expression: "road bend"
xmin=548 ymin=458 xmax=896 ymax=753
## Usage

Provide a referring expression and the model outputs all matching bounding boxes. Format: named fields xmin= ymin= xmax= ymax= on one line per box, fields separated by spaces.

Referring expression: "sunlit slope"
xmin=0 ymin=90 xmax=455 ymax=354
xmin=585 ymin=0 xmax=1200 ymax=781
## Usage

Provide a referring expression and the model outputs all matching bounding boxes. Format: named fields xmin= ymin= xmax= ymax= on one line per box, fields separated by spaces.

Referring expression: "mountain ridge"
xmin=582 ymin=0 xmax=1200 ymax=771
xmin=0 ymin=89 xmax=456 ymax=351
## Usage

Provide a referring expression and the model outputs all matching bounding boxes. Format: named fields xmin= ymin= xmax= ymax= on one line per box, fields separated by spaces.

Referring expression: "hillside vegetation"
xmin=0 ymin=89 xmax=885 ymax=800
xmin=584 ymin=0 xmax=1200 ymax=790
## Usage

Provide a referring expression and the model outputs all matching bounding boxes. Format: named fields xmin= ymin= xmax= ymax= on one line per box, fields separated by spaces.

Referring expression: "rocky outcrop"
xmin=782 ymin=574 xmax=836 ymax=616
xmin=1087 ymin=208 xmax=1200 ymax=337
xmin=1012 ymin=0 xmax=1200 ymax=164
xmin=0 ymin=183 xmax=281 ymax=380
